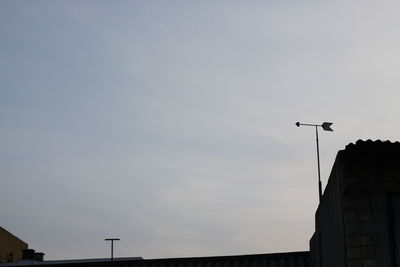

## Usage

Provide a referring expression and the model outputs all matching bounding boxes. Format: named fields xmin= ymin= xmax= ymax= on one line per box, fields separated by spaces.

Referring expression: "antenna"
xmin=105 ymin=238 xmax=120 ymax=261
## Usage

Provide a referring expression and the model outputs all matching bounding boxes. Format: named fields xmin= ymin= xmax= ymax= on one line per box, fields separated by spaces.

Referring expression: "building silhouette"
xmin=0 ymin=226 xmax=28 ymax=263
xmin=311 ymin=139 xmax=400 ymax=267
xmin=2 ymin=140 xmax=399 ymax=267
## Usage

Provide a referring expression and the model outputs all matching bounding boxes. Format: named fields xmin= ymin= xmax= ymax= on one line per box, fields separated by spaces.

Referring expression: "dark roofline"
xmin=0 ymin=226 xmax=28 ymax=247
xmin=139 ymin=251 xmax=310 ymax=263
xmin=1 ymin=251 xmax=310 ymax=266
xmin=344 ymin=139 xmax=400 ymax=154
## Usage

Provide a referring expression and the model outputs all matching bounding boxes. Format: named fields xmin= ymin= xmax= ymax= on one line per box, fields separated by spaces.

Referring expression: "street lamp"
xmin=295 ymin=122 xmax=333 ymax=203
xmin=105 ymin=238 xmax=120 ymax=261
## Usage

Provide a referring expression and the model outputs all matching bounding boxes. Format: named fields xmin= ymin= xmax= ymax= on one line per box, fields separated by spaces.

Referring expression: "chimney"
xmin=22 ymin=249 xmax=35 ymax=260
xmin=33 ymin=252 xmax=45 ymax=261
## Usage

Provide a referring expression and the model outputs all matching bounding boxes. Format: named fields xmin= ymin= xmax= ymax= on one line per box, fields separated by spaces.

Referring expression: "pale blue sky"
xmin=2 ymin=0 xmax=400 ymax=260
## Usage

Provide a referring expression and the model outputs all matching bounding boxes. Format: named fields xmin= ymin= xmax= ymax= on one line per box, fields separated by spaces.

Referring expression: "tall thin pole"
xmin=296 ymin=121 xmax=333 ymax=204
xmin=105 ymin=238 xmax=120 ymax=261
xmin=315 ymin=126 xmax=322 ymax=202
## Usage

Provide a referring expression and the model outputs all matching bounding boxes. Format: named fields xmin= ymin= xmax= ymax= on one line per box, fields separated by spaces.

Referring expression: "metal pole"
xmin=315 ymin=126 xmax=322 ymax=202
xmin=296 ymin=121 xmax=333 ymax=204
xmin=111 ymin=240 xmax=114 ymax=260
xmin=105 ymin=238 xmax=120 ymax=261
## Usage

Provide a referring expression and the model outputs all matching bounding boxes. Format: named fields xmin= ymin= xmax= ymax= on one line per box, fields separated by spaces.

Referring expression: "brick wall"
xmin=311 ymin=140 xmax=400 ymax=267
xmin=0 ymin=226 xmax=28 ymax=263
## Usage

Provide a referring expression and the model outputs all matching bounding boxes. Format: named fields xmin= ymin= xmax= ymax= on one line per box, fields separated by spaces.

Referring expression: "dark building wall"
xmin=0 ymin=226 xmax=28 ymax=263
xmin=310 ymin=153 xmax=346 ymax=267
xmin=311 ymin=140 xmax=400 ymax=267
xmin=340 ymin=140 xmax=399 ymax=267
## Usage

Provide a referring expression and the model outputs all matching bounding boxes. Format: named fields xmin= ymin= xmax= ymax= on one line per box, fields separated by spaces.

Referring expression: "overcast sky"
xmin=2 ymin=0 xmax=400 ymax=261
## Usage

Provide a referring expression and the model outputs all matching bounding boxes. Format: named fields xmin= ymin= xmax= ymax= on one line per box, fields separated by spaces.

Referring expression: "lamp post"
xmin=296 ymin=122 xmax=333 ymax=203
xmin=105 ymin=238 xmax=120 ymax=261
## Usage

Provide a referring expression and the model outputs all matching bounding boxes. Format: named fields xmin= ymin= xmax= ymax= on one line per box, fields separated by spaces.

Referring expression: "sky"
xmin=2 ymin=0 xmax=400 ymax=261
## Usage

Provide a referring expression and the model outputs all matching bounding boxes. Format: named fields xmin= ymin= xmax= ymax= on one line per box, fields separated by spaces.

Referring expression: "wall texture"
xmin=311 ymin=140 xmax=400 ymax=267
xmin=0 ymin=226 xmax=28 ymax=263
